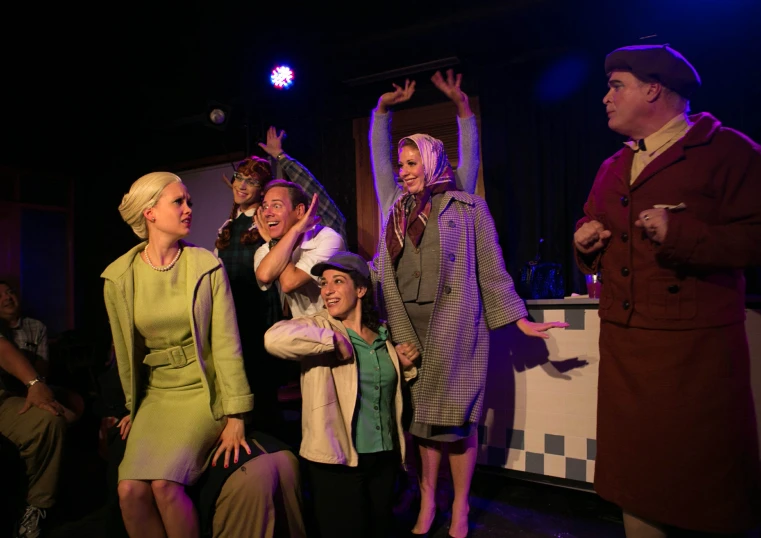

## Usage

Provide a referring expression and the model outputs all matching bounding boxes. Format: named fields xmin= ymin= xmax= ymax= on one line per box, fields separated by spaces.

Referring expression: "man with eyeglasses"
xmin=214 ymin=127 xmax=348 ymax=438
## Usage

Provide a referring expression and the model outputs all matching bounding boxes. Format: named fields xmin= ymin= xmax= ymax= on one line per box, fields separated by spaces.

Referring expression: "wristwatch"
xmin=275 ymin=152 xmax=287 ymax=162
xmin=25 ymin=376 xmax=45 ymax=388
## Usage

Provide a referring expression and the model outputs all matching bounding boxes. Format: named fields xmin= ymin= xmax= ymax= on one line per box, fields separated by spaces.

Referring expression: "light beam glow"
xmin=270 ymin=66 xmax=294 ymax=89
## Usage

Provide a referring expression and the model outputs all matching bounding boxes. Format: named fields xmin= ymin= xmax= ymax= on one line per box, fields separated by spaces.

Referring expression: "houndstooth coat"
xmin=371 ymin=191 xmax=528 ymax=427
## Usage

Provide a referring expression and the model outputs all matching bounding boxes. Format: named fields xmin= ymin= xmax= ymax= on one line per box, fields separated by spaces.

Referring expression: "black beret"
xmin=605 ymin=44 xmax=701 ymax=98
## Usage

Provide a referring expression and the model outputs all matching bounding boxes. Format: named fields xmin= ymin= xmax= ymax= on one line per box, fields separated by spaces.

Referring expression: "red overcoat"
xmin=576 ymin=113 xmax=761 ymax=532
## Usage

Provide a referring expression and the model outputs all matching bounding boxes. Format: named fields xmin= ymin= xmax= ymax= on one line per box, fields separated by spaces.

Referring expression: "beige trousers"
xmin=212 ymin=450 xmax=306 ymax=538
xmin=0 ymin=392 xmax=67 ymax=508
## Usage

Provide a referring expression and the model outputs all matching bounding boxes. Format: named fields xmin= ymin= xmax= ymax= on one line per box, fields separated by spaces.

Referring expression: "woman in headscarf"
xmin=371 ymin=131 xmax=567 ymax=537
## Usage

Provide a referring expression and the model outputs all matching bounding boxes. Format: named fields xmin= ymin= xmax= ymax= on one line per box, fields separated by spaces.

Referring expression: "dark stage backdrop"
xmin=72 ymin=19 xmax=761 ymax=346
xmin=474 ymin=40 xmax=761 ymax=296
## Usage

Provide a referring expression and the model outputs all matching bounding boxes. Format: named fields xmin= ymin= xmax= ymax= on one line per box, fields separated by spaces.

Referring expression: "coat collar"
xmin=314 ymin=308 xmax=348 ymax=336
xmin=608 ymin=112 xmax=723 ymax=190
xmin=623 ymin=113 xmax=691 ymax=156
xmin=101 ymin=240 xmax=221 ymax=282
xmin=443 ymin=190 xmax=476 ymax=207
xmin=313 ymin=308 xmax=390 ymax=339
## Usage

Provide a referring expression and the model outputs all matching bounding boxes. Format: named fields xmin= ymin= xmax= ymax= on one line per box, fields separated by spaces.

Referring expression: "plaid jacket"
xmin=371 ymin=191 xmax=527 ymax=426
xmin=279 ymin=155 xmax=348 ymax=245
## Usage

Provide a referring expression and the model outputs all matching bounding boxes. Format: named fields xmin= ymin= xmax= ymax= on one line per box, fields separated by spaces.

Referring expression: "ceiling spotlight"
xmin=209 ymin=108 xmax=226 ymax=125
xmin=271 ymin=65 xmax=294 ymax=89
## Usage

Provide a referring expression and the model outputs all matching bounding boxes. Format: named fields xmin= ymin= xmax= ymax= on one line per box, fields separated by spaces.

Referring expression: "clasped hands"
xmin=574 ymin=209 xmax=669 ymax=254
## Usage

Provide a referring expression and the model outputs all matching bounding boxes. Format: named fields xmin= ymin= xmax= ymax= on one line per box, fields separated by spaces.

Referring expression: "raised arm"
xmin=431 ymin=69 xmax=478 ymax=194
xmin=372 ymin=80 xmax=416 ymax=227
xmin=259 ymin=126 xmax=347 ymax=244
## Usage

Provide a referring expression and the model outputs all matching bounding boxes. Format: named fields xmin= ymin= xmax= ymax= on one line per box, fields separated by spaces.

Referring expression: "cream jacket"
xmin=264 ymin=309 xmax=416 ymax=467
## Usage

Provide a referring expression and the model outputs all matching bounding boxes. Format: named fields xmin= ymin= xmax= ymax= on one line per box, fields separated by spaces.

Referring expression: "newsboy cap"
xmin=311 ymin=251 xmax=370 ymax=279
xmin=605 ymin=44 xmax=701 ymax=98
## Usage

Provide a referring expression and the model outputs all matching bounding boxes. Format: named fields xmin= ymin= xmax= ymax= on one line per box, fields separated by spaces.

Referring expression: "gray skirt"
xmin=409 ymin=421 xmax=477 ymax=442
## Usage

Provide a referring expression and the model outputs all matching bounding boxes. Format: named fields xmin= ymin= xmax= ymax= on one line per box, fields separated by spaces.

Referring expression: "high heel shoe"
xmin=447 ymin=513 xmax=470 ymax=538
xmin=409 ymin=504 xmax=436 ymax=537
xmin=409 ymin=512 xmax=436 ymax=537
xmin=409 ymin=522 xmax=432 ymax=537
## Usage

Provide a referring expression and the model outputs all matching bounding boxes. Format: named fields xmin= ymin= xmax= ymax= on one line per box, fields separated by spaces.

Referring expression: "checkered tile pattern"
xmin=478 ymin=425 xmax=596 ymax=482
xmin=477 ymin=302 xmax=601 ymax=484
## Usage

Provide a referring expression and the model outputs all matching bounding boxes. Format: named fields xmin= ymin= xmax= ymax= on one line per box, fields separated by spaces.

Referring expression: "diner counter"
xmin=476 ymin=296 xmax=761 ymax=486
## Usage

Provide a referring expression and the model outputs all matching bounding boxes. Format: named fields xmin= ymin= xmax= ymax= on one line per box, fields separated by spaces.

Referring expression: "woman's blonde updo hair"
xmin=118 ymin=172 xmax=182 ymax=240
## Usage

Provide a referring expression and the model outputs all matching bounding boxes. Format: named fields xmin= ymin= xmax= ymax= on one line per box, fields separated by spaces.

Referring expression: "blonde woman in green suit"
xmin=102 ymin=172 xmax=253 ymax=538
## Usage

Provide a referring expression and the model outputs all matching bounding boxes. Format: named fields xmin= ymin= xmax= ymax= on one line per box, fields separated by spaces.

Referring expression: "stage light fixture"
xmin=270 ymin=65 xmax=294 ymax=89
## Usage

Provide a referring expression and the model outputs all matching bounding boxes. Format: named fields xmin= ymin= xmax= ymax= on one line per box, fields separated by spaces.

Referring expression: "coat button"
xmin=621 ymin=232 xmax=629 ymax=242
xmin=668 ymin=284 xmax=680 ymax=294
xmin=620 ymin=195 xmax=629 ymax=207
xmin=448 ymin=220 xmax=456 ymax=228
xmin=444 ymin=286 xmax=452 ymax=294
xmin=414 ymin=248 xmax=420 ymax=254
xmin=449 ymin=253 xmax=455 ymax=262
xmin=621 ymin=267 xmax=630 ymax=277
xmin=622 ymin=300 xmax=630 ymax=310
xmin=413 ymin=271 xmax=420 ymax=278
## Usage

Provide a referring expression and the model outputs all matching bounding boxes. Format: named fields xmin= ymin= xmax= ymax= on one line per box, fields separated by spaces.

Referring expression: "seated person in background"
xmin=254 ymin=182 xmax=344 ymax=318
xmin=0 ymin=321 xmax=68 ymax=538
xmin=95 ymin=360 xmax=306 ymax=538
xmin=0 ymin=281 xmax=83 ymax=423
xmin=0 ymin=282 xmax=48 ymax=377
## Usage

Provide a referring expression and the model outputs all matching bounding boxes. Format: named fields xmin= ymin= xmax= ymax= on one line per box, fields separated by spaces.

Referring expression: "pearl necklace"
xmin=144 ymin=244 xmax=182 ymax=272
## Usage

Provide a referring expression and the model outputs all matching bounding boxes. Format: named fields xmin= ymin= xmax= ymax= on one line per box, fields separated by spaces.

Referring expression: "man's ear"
xmin=645 ymin=82 xmax=664 ymax=103
xmin=295 ymin=203 xmax=306 ymax=219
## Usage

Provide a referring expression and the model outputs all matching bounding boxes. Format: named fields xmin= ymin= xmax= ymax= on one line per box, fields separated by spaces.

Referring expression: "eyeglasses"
xmin=232 ymin=172 xmax=262 ymax=188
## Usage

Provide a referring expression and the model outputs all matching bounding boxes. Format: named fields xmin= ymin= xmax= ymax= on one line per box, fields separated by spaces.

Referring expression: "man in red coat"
xmin=574 ymin=44 xmax=761 ymax=536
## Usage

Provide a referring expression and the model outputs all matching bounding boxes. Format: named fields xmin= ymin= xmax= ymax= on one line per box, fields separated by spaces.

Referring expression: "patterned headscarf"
xmin=385 ymin=134 xmax=458 ymax=264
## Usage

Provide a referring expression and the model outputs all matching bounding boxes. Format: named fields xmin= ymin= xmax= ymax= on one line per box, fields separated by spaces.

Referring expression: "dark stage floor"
xmin=41 ymin=419 xmax=626 ymax=538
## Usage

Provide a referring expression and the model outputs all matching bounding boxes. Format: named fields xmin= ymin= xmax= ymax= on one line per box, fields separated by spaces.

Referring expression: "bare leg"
xmin=412 ymin=438 xmax=443 ymax=534
xmin=623 ymin=511 xmax=668 ymax=538
xmin=151 ymin=480 xmax=200 ymax=538
xmin=118 ymin=479 xmax=166 ymax=538
xmin=447 ymin=434 xmax=477 ymax=538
